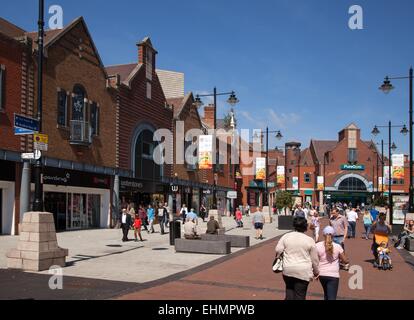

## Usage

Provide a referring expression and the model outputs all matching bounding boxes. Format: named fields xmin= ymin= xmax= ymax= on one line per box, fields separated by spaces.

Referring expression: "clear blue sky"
xmin=3 ymin=0 xmax=414 ymax=154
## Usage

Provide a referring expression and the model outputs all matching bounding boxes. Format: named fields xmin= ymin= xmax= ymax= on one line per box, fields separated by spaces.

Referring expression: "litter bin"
xmin=169 ymin=219 xmax=181 ymax=245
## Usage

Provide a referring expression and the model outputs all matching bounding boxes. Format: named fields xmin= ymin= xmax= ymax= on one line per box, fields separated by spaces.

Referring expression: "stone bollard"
xmin=7 ymin=212 xmax=69 ymax=272
xmin=262 ymin=206 xmax=273 ymax=224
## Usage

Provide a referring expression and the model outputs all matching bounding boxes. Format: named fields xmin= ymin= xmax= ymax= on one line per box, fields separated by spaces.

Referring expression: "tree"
xmin=274 ymin=191 xmax=294 ymax=215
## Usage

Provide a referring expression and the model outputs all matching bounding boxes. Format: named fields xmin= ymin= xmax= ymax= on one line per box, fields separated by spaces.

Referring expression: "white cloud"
xmin=268 ymin=109 xmax=301 ymax=129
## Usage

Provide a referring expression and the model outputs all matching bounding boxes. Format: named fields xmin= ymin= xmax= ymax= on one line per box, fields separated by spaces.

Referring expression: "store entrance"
xmin=327 ymin=192 xmax=369 ymax=208
xmin=44 ymin=192 xmax=67 ymax=231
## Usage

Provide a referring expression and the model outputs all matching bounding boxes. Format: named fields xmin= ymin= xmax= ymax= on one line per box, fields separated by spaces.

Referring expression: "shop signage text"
xmin=341 ymin=164 xmax=365 ymax=171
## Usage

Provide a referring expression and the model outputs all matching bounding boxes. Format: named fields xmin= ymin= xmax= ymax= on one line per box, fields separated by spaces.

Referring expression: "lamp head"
xmin=194 ymin=95 xmax=204 ymax=108
xmin=379 ymin=76 xmax=395 ymax=94
xmin=372 ymin=126 xmax=380 ymax=136
xmin=227 ymin=92 xmax=239 ymax=107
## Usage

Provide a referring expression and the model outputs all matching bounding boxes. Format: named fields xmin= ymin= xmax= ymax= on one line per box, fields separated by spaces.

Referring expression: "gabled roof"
xmin=106 ymin=63 xmax=139 ymax=82
xmin=311 ymin=140 xmax=338 ymax=163
xmin=0 ymin=17 xmax=26 ymax=38
xmin=26 ymin=17 xmax=107 ymax=77
xmin=137 ymin=36 xmax=158 ymax=54
xmin=300 ymin=148 xmax=314 ymax=166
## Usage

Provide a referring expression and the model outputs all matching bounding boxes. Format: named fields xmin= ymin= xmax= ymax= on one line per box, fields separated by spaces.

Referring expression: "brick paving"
xmin=118 ymin=218 xmax=414 ymax=300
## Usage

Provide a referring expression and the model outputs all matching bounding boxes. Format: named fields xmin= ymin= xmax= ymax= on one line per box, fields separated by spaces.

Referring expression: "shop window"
xmin=0 ymin=65 xmax=5 ymax=110
xmin=57 ymin=89 xmax=68 ymax=127
xmin=146 ymin=82 xmax=152 ymax=99
xmin=135 ymin=129 xmax=161 ymax=180
xmin=90 ymin=102 xmax=99 ymax=136
xmin=348 ymin=148 xmax=358 ymax=164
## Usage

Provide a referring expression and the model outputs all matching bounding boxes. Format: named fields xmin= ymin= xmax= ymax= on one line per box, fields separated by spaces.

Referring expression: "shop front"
xmin=0 ymin=160 xmax=16 ymax=235
xmin=33 ymin=167 xmax=112 ymax=231
xmin=120 ymin=177 xmax=168 ymax=209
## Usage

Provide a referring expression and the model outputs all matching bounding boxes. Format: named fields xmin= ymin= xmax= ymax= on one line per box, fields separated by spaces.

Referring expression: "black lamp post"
xmin=194 ymin=88 xmax=239 ymax=209
xmin=372 ymin=122 xmax=403 ymax=224
xmin=379 ymin=68 xmax=414 ymax=214
xmin=253 ymin=129 xmax=283 ymax=207
xmin=33 ymin=0 xmax=45 ymax=212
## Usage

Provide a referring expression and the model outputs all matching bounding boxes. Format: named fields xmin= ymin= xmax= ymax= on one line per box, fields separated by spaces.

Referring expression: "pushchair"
xmin=372 ymin=233 xmax=393 ymax=270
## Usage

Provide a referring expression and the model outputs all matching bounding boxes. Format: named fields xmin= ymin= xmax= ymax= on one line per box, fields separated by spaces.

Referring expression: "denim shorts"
xmin=255 ymin=223 xmax=264 ymax=230
xmin=333 ymin=236 xmax=344 ymax=245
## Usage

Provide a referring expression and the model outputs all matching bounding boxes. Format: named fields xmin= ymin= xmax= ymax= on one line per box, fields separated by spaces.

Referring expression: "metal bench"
xmin=201 ymin=234 xmax=250 ymax=248
xmin=175 ymin=239 xmax=231 ymax=255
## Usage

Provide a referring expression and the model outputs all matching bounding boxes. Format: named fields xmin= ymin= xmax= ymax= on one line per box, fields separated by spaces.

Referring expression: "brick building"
xmin=0 ymin=18 xmax=34 ymax=234
xmin=0 ymin=17 xmax=120 ymax=234
xmin=106 ymin=37 xmax=174 ymax=210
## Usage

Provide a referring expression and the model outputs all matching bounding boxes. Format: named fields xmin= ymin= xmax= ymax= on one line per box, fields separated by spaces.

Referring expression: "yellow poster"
xmin=198 ymin=135 xmax=213 ymax=170
xmin=255 ymin=158 xmax=266 ymax=180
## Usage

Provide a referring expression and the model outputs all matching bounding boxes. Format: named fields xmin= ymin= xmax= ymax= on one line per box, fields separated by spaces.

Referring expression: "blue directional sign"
xmin=14 ymin=114 xmax=39 ymax=132
xmin=14 ymin=127 xmax=35 ymax=135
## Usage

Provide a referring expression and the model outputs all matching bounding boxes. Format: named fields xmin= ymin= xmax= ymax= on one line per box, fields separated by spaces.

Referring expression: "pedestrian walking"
xmin=138 ymin=205 xmax=148 ymax=232
xmin=133 ymin=213 xmax=144 ymax=242
xmin=200 ymin=204 xmax=207 ymax=222
xmin=147 ymin=204 xmax=155 ymax=234
xmin=316 ymin=226 xmax=349 ymax=300
xmin=158 ymin=204 xmax=166 ymax=235
xmin=120 ymin=208 xmax=132 ymax=242
xmin=311 ymin=211 xmax=321 ymax=243
xmin=253 ymin=209 xmax=265 ymax=240
xmin=346 ymin=207 xmax=359 ymax=239
xmin=163 ymin=202 xmax=170 ymax=229
xmin=180 ymin=204 xmax=188 ymax=223
xmin=235 ymin=208 xmax=243 ymax=228
xmin=363 ymin=210 xmax=374 ymax=240
xmin=275 ymin=217 xmax=320 ymax=300
xmin=329 ymin=209 xmax=348 ymax=250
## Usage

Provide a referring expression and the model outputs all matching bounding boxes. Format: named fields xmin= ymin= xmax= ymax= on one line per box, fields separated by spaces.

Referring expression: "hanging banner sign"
xmin=198 ymin=135 xmax=213 ymax=170
xmin=255 ymin=157 xmax=266 ymax=180
xmin=317 ymin=176 xmax=324 ymax=191
xmin=277 ymin=166 xmax=285 ymax=186
xmin=392 ymin=154 xmax=405 ymax=179
xmin=378 ymin=177 xmax=384 ymax=192
xmin=292 ymin=177 xmax=299 ymax=190
xmin=384 ymin=166 xmax=390 ymax=186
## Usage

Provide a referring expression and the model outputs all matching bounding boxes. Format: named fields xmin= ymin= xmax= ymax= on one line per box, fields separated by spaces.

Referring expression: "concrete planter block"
xmin=406 ymin=238 xmax=414 ymax=252
xmin=19 ymin=232 xmax=30 ymax=242
xmin=7 ymin=249 xmax=22 ymax=259
xmin=7 ymin=212 xmax=68 ymax=272
xmin=7 ymin=258 xmax=23 ymax=269
xmin=175 ymin=239 xmax=231 ymax=255
xmin=201 ymin=234 xmax=250 ymax=248
xmin=31 ymin=213 xmax=54 ymax=223
xmin=263 ymin=206 xmax=273 ymax=224
xmin=22 ymin=213 xmax=33 ymax=223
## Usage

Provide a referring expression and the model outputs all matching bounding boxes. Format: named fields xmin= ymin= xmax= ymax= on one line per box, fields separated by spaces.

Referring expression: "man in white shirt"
xmin=346 ymin=208 xmax=359 ymax=239
xmin=183 ymin=218 xmax=201 ymax=240
xmin=120 ymin=208 xmax=132 ymax=242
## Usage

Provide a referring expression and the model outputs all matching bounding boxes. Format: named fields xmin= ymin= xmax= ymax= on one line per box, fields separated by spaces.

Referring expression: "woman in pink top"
xmin=316 ymin=226 xmax=349 ymax=300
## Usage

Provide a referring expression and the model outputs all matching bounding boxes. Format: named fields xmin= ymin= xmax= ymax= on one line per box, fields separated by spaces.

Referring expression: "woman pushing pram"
xmin=371 ymin=212 xmax=393 ymax=270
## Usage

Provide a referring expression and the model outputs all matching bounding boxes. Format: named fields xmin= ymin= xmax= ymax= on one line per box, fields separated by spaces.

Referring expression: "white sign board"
xmin=227 ymin=191 xmax=238 ymax=199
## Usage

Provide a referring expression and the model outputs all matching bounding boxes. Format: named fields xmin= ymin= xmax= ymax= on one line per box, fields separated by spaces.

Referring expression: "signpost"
xmin=227 ymin=191 xmax=238 ymax=199
xmin=34 ymin=133 xmax=48 ymax=151
xmin=14 ymin=114 xmax=40 ymax=132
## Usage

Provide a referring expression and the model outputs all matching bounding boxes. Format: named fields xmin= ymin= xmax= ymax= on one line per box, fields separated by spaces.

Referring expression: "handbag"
xmin=272 ymin=253 xmax=284 ymax=273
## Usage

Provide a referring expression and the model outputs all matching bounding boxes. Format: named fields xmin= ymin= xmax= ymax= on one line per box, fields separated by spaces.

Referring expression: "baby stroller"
xmin=372 ymin=234 xmax=393 ymax=270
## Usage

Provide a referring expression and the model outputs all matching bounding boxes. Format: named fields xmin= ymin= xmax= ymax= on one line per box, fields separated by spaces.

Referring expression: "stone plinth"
xmin=7 ymin=212 xmax=69 ymax=272
xmin=262 ymin=206 xmax=273 ymax=223
xmin=208 ymin=209 xmax=224 ymax=229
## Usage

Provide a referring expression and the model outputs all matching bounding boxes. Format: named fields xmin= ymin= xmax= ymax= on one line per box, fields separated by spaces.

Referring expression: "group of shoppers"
xmin=119 ymin=202 xmax=170 ymax=242
xmin=275 ymin=216 xmax=349 ymax=301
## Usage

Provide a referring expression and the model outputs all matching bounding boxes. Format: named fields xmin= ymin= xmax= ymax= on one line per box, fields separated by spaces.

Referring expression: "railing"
xmin=70 ymin=120 xmax=92 ymax=146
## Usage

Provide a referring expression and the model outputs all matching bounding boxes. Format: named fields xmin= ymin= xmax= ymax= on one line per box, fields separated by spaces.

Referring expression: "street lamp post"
xmin=194 ymin=88 xmax=239 ymax=209
xmin=372 ymin=123 xmax=401 ymax=224
xmin=253 ymin=130 xmax=283 ymax=207
xmin=33 ymin=0 xmax=45 ymax=212
xmin=379 ymin=68 xmax=414 ymax=213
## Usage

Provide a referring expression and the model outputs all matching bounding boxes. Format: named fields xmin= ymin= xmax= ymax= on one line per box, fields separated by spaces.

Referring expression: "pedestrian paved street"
xmin=118 ymin=219 xmax=414 ymax=301
xmin=0 ymin=215 xmax=286 ymax=300
xmin=1 ymin=216 xmax=414 ymax=300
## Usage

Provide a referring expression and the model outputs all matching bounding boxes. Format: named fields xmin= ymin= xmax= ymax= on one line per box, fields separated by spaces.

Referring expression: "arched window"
xmin=338 ymin=177 xmax=367 ymax=191
xmin=72 ymin=85 xmax=87 ymax=121
xmin=135 ymin=129 xmax=161 ymax=179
